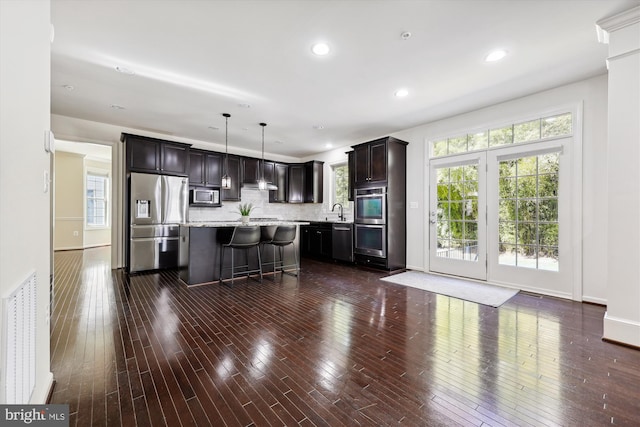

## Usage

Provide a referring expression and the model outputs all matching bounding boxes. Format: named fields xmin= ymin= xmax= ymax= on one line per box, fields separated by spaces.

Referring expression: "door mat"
xmin=381 ymin=271 xmax=519 ymax=307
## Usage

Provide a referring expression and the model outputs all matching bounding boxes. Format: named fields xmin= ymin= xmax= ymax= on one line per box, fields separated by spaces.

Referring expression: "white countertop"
xmin=185 ymin=220 xmax=310 ymax=227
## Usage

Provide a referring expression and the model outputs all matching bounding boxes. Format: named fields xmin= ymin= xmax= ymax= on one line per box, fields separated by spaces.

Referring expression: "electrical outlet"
xmin=73 ymin=231 xmax=79 ymax=237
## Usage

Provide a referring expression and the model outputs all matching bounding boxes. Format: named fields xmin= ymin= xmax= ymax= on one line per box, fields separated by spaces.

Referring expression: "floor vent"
xmin=2 ymin=271 xmax=37 ymax=404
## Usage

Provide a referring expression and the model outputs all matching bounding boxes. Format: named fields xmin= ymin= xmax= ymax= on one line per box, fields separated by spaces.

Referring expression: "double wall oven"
xmin=354 ymin=187 xmax=386 ymax=258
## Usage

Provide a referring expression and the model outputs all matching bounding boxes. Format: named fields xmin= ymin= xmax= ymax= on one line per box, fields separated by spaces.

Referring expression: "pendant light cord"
xmin=260 ymin=123 xmax=267 ymax=182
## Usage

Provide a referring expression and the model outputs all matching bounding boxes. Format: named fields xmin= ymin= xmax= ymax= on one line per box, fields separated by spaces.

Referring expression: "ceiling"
xmin=51 ymin=0 xmax=638 ymax=159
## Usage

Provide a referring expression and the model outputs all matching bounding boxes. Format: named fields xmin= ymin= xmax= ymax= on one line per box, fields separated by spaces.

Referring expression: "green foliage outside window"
xmin=431 ymin=112 xmax=572 ymax=158
xmin=333 ymin=164 xmax=349 ymax=207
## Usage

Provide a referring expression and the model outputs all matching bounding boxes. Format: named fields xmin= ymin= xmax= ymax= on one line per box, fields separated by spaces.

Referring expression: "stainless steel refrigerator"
xmin=129 ymin=172 xmax=188 ymax=272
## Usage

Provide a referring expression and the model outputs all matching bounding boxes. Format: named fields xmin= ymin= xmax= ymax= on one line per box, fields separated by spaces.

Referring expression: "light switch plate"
xmin=409 ymin=202 xmax=419 ymax=209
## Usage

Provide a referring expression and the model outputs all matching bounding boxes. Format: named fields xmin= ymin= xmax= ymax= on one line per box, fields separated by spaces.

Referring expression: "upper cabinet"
xmin=221 ymin=154 xmax=242 ymax=201
xmin=353 ymin=138 xmax=388 ymax=186
xmin=347 ymin=150 xmax=355 ymax=201
xmin=242 ymin=158 xmax=275 ymax=185
xmin=287 ymin=164 xmax=305 ymax=203
xmin=286 ymin=161 xmax=324 ymax=204
xmin=122 ymin=133 xmax=190 ymax=176
xmin=352 ymin=137 xmax=408 ymax=189
xmin=304 ymin=160 xmax=323 ymax=203
xmin=189 ymin=149 xmax=221 ymax=187
xmin=269 ymin=163 xmax=288 ymax=203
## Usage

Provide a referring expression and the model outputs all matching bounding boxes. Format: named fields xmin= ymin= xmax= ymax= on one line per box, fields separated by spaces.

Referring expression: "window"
xmin=430 ymin=112 xmax=572 ymax=158
xmin=86 ymin=172 xmax=109 ymax=227
xmin=331 ymin=162 xmax=349 ymax=207
xmin=498 ymin=152 xmax=559 ymax=271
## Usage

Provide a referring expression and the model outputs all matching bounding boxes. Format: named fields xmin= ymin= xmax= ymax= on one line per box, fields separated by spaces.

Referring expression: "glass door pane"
xmin=429 ymin=152 xmax=486 ymax=280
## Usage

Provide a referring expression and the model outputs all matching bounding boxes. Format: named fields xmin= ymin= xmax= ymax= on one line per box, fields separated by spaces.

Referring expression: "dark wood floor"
xmin=49 ymin=247 xmax=640 ymax=426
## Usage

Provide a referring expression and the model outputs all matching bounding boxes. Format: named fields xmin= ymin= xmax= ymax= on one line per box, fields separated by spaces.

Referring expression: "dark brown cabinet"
xmin=347 ymin=151 xmax=355 ymax=201
xmin=269 ymin=163 xmax=288 ymax=203
xmin=304 ymin=160 xmax=323 ymax=203
xmin=122 ymin=133 xmax=190 ymax=176
xmin=241 ymin=157 xmax=259 ymax=184
xmin=354 ymin=138 xmax=387 ymax=186
xmin=221 ymin=155 xmax=241 ymax=201
xmin=287 ymin=164 xmax=305 ymax=203
xmin=189 ymin=150 xmax=221 ymax=187
xmin=301 ymin=223 xmax=332 ymax=258
xmin=242 ymin=158 xmax=275 ymax=185
xmin=286 ymin=161 xmax=324 ymax=204
xmin=351 ymin=136 xmax=408 ymax=270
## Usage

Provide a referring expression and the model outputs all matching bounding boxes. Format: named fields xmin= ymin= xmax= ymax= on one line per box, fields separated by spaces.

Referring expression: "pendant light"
xmin=258 ymin=122 xmax=267 ymax=190
xmin=221 ymin=113 xmax=231 ymax=190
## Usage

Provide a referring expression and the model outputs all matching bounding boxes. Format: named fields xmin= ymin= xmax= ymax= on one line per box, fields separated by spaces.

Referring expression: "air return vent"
xmin=2 ymin=271 xmax=37 ymax=404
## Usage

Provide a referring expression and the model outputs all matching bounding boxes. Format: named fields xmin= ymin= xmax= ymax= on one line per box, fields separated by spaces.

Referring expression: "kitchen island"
xmin=179 ymin=221 xmax=309 ymax=286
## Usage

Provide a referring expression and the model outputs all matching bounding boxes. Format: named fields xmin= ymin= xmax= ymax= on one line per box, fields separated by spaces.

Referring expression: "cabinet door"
xmin=368 ymin=141 xmax=387 ymax=183
xmin=242 ymin=157 xmax=260 ymax=184
xmin=128 ymin=138 xmax=159 ymax=172
xmin=204 ymin=152 xmax=222 ymax=187
xmin=319 ymin=228 xmax=333 ymax=258
xmin=304 ymin=161 xmax=323 ymax=203
xmin=347 ymin=151 xmax=355 ymax=201
xmin=263 ymin=161 xmax=275 ymax=184
xmin=353 ymin=144 xmax=370 ymax=185
xmin=161 ymin=143 xmax=189 ymax=175
xmin=288 ymin=164 xmax=305 ymax=203
xmin=300 ymin=226 xmax=312 ymax=256
xmin=269 ymin=163 xmax=288 ymax=202
xmin=188 ymin=151 xmax=206 ymax=186
xmin=221 ymin=155 xmax=241 ymax=201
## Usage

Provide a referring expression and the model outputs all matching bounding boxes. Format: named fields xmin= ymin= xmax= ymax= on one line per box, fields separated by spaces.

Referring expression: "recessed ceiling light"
xmin=62 ymin=84 xmax=74 ymax=91
xmin=313 ymin=124 xmax=325 ymax=130
xmin=110 ymin=104 xmax=125 ymax=110
xmin=394 ymin=88 xmax=409 ymax=98
xmin=274 ymin=140 xmax=284 ymax=145
xmin=311 ymin=42 xmax=330 ymax=56
xmin=115 ymin=66 xmax=135 ymax=75
xmin=208 ymin=126 xmax=219 ymax=131
xmin=325 ymin=143 xmax=333 ymax=149
xmin=485 ymin=49 xmax=507 ymax=62
xmin=237 ymin=103 xmax=251 ymax=108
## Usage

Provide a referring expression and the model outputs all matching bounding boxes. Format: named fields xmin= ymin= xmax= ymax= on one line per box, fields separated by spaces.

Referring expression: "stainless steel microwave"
xmin=189 ymin=188 xmax=221 ymax=207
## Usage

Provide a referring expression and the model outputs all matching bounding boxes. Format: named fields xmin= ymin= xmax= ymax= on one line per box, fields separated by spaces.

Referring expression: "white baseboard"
xmin=603 ymin=312 xmax=640 ymax=347
xmin=54 ymin=245 xmax=83 ymax=251
xmin=405 ymin=264 xmax=424 ymax=272
xmin=31 ymin=372 xmax=54 ymax=404
xmin=582 ymin=296 xmax=607 ymax=305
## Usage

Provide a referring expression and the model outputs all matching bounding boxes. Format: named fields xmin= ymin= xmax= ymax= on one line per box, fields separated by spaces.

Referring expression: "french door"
xmin=428 ymin=139 xmax=571 ymax=296
xmin=429 ymin=152 xmax=487 ymax=280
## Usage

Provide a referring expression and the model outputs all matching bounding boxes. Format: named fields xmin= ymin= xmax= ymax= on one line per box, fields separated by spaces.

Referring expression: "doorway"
xmin=428 ymin=137 xmax=574 ymax=297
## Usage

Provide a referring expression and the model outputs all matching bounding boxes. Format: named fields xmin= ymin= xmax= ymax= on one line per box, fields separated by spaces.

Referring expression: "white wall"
xmin=54 ymin=151 xmax=85 ymax=250
xmin=391 ymin=75 xmax=609 ymax=303
xmin=600 ymin=7 xmax=640 ymax=347
xmin=0 ymin=0 xmax=53 ymax=403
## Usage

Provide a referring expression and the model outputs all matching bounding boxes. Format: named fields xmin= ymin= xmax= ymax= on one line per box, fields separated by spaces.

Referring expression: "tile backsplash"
xmin=188 ymin=188 xmax=353 ymax=222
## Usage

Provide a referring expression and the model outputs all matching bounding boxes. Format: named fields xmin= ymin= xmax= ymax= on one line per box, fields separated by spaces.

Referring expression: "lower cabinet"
xmin=301 ymin=223 xmax=332 ymax=258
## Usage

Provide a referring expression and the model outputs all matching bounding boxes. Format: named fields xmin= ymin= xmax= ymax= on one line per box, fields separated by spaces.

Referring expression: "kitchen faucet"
xmin=332 ymin=203 xmax=345 ymax=221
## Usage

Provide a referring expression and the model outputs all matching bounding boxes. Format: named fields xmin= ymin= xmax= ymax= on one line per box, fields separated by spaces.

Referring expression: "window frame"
xmin=329 ymin=160 xmax=350 ymax=210
xmin=85 ymin=169 xmax=110 ymax=229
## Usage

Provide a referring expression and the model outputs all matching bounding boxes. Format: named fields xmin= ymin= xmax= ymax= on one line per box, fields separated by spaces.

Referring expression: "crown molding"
xmin=596 ymin=5 xmax=640 ymax=43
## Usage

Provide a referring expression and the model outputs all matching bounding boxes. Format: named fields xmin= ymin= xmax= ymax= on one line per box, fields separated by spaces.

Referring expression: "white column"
xmin=598 ymin=6 xmax=640 ymax=347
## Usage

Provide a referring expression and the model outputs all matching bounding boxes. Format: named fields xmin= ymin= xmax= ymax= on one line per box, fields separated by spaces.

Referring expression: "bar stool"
xmin=219 ymin=225 xmax=262 ymax=286
xmin=260 ymin=225 xmax=299 ymax=278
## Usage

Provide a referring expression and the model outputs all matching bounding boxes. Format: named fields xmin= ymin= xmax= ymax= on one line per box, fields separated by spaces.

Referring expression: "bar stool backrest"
xmin=227 ymin=226 xmax=261 ymax=248
xmin=272 ymin=225 xmax=296 ymax=246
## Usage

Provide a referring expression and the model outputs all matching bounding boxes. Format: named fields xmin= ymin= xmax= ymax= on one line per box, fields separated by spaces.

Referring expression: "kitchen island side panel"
xmin=181 ymin=223 xmax=304 ymax=286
